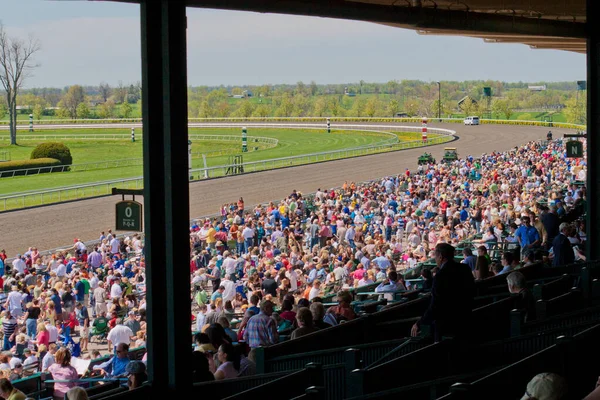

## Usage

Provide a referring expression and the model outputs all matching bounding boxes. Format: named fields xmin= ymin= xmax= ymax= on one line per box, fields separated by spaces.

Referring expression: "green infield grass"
xmin=0 ymin=127 xmax=435 ymax=196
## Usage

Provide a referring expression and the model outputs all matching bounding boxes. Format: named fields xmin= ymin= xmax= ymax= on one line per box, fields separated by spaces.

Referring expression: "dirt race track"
xmin=0 ymin=122 xmax=568 ymax=256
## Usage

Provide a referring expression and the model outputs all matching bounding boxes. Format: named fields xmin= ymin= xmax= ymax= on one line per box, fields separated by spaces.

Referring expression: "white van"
xmin=464 ymin=116 xmax=480 ymax=125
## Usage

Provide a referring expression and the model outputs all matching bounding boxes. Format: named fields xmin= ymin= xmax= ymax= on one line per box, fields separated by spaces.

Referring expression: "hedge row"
xmin=0 ymin=158 xmax=62 ymax=174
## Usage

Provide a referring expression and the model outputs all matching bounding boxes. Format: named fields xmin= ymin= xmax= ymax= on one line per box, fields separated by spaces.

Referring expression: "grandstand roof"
xmin=105 ymin=0 xmax=586 ymax=53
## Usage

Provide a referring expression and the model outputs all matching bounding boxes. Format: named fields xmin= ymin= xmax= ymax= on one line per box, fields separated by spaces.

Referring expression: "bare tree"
xmin=0 ymin=23 xmax=40 ymax=145
xmin=99 ymin=82 xmax=111 ymax=102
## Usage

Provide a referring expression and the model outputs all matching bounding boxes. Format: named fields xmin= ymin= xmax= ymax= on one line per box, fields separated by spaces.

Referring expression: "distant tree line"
xmin=0 ymin=79 xmax=586 ymax=124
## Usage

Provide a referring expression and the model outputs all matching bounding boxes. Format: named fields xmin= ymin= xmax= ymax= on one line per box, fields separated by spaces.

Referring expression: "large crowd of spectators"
xmin=0 ymin=137 xmax=588 ymax=391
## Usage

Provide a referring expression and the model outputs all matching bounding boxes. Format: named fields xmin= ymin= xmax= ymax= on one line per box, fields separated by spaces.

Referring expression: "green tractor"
xmin=417 ymin=152 xmax=435 ymax=165
xmin=442 ymin=147 xmax=458 ymax=163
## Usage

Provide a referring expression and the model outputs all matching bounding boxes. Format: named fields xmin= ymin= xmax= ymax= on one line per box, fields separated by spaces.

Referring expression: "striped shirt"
xmin=3 ymin=317 xmax=17 ymax=337
xmin=243 ymin=313 xmax=278 ymax=348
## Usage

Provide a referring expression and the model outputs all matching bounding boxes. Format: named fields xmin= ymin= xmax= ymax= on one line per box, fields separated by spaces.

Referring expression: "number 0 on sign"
xmin=115 ymin=200 xmax=143 ymax=231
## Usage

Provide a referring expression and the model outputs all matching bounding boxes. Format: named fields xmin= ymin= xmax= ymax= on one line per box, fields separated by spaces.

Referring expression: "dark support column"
xmin=141 ymin=0 xmax=191 ymax=394
xmin=587 ymin=0 xmax=600 ymax=262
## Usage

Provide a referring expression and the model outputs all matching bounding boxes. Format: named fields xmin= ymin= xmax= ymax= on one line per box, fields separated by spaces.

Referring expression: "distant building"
xmin=528 ymin=85 xmax=547 ymax=91
xmin=457 ymin=96 xmax=477 ymax=108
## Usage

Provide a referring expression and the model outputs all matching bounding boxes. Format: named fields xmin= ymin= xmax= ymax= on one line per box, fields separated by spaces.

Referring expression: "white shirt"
xmin=107 ymin=324 xmax=133 ymax=347
xmin=46 ymin=325 xmax=58 ymax=343
xmin=308 ymin=287 xmax=320 ymax=301
xmin=221 ymin=279 xmax=235 ymax=303
xmin=6 ymin=291 xmax=22 ymax=313
xmin=110 ymin=238 xmax=120 ymax=254
xmin=110 ymin=283 xmax=123 ymax=299
xmin=12 ymin=259 xmax=26 ymax=274
xmin=223 ymin=257 xmax=237 ymax=275
xmin=55 ymin=263 xmax=67 ymax=277
xmin=196 ymin=312 xmax=206 ymax=332
xmin=286 ymin=269 xmax=298 ymax=291
xmin=242 ymin=227 xmax=254 ymax=239
xmin=89 ymin=276 xmax=100 ymax=290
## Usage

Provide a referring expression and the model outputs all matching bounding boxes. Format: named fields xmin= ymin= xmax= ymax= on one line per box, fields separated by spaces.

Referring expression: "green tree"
xmin=97 ymin=99 xmax=115 ymax=119
xmin=257 ymin=85 xmax=271 ymax=97
xmin=76 ymin=102 xmax=90 ymax=119
xmin=386 ymin=80 xmax=399 ymax=95
xmin=460 ymin=97 xmax=476 ymax=117
xmin=292 ymin=95 xmax=310 ymax=116
xmin=493 ymin=99 xmax=515 ymax=120
xmin=32 ymin=104 xmax=44 ymax=120
xmin=350 ymin=98 xmax=366 ymax=117
xmin=231 ymin=87 xmax=243 ymax=96
xmin=329 ymin=98 xmax=344 ymax=117
xmin=404 ymin=100 xmax=419 ymax=117
xmin=386 ymin=99 xmax=400 ymax=117
xmin=120 ymin=102 xmax=133 ymax=118
xmin=235 ymin=100 xmax=255 ymax=118
xmin=55 ymin=107 xmax=70 ymax=119
xmin=275 ymin=95 xmax=294 ymax=117
xmin=252 ymin=104 xmax=271 ymax=118
xmin=215 ymin=101 xmax=230 ymax=117
xmin=198 ymin=100 xmax=214 ymax=118
xmin=564 ymin=96 xmax=586 ymax=124
xmin=61 ymin=85 xmax=85 ymax=119
xmin=312 ymin=97 xmax=327 ymax=117
xmin=364 ymin=97 xmax=380 ymax=117
xmin=0 ymin=102 xmax=7 ymax=119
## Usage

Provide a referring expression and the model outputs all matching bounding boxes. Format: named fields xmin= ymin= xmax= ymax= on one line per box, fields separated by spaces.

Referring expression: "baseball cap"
xmin=520 ymin=373 xmax=567 ymax=400
xmin=126 ymin=361 xmax=147 ymax=375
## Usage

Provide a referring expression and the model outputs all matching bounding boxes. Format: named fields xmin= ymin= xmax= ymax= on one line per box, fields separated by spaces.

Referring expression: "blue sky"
xmin=2 ymin=0 xmax=586 ymax=88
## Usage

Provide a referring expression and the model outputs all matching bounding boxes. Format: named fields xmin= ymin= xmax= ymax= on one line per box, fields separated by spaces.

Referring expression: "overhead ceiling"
xmin=104 ymin=0 xmax=587 ymax=53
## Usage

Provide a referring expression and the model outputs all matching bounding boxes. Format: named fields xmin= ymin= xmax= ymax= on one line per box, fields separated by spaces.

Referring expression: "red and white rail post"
xmin=422 ymin=117 xmax=428 ymax=143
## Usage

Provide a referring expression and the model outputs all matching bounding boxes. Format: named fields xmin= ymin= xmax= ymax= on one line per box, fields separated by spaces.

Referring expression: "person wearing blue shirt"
xmin=93 ymin=343 xmax=131 ymax=377
xmin=388 ymin=199 xmax=398 ymax=213
xmin=515 ymin=217 xmax=541 ymax=259
xmin=307 ymin=265 xmax=318 ymax=284
xmin=50 ymin=289 xmax=63 ymax=316
xmin=375 ymin=271 xmax=406 ymax=301
xmin=281 ymin=215 xmax=290 ymax=230
xmin=373 ymin=253 xmax=390 ymax=270
xmin=461 ymin=248 xmax=477 ymax=272
xmin=459 ymin=207 xmax=469 ymax=222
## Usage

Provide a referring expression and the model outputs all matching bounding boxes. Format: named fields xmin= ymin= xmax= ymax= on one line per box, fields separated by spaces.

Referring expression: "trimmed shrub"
xmin=0 ymin=158 xmax=62 ymax=176
xmin=30 ymin=142 xmax=73 ymax=165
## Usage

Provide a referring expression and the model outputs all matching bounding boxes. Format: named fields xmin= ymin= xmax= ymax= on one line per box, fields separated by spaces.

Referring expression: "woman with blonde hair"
xmin=48 ymin=348 xmax=78 ymax=400
xmin=46 ymin=301 xmax=56 ymax=326
xmin=36 ymin=322 xmax=49 ymax=348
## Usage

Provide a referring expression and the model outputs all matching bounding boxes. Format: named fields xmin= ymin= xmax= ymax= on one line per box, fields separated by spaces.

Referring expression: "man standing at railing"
xmin=411 ymin=243 xmax=475 ymax=342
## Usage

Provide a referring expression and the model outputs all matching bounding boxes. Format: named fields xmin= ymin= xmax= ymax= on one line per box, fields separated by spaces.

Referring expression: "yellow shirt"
xmin=206 ymin=228 xmax=217 ymax=244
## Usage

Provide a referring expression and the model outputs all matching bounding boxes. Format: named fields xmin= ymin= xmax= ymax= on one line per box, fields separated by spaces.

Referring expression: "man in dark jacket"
xmin=411 ymin=243 xmax=475 ymax=342
xmin=552 ymin=223 xmax=575 ymax=267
